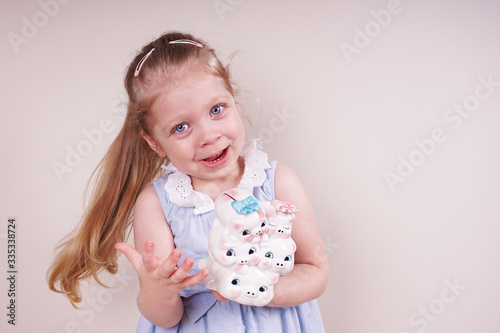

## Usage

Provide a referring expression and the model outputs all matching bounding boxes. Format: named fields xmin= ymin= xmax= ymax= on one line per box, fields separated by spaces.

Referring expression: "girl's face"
xmin=144 ymin=64 xmax=245 ymax=187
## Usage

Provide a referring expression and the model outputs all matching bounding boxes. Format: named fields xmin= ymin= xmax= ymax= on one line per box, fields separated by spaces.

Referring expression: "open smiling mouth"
xmin=202 ymin=147 xmax=228 ymax=164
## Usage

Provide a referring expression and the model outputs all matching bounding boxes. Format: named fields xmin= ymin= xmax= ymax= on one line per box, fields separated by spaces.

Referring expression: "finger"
xmin=180 ymin=268 xmax=209 ymax=288
xmin=115 ymin=243 xmax=143 ymax=270
xmin=157 ymin=248 xmax=182 ymax=278
xmin=168 ymin=256 xmax=195 ymax=284
xmin=141 ymin=240 xmax=156 ymax=270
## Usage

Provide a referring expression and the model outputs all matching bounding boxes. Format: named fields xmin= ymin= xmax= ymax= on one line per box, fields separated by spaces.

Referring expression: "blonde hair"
xmin=47 ymin=31 xmax=237 ymax=307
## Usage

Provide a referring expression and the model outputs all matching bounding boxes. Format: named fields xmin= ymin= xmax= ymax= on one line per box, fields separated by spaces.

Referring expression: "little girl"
xmin=48 ymin=31 xmax=328 ymax=332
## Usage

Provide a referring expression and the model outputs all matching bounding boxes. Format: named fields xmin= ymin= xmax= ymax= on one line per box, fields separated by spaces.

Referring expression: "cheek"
xmin=233 ymin=222 xmax=242 ymax=232
xmin=163 ymin=141 xmax=190 ymax=162
xmin=261 ymin=260 xmax=271 ymax=268
xmin=229 ymin=112 xmax=246 ymax=139
xmin=250 ymin=256 xmax=260 ymax=264
xmin=222 ymin=256 xmax=236 ymax=264
xmin=229 ymin=286 xmax=241 ymax=298
xmin=261 ymin=291 xmax=272 ymax=301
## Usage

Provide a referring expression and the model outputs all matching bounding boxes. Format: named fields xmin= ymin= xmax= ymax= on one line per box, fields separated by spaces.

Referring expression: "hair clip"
xmin=134 ymin=48 xmax=155 ymax=77
xmin=169 ymin=39 xmax=203 ymax=48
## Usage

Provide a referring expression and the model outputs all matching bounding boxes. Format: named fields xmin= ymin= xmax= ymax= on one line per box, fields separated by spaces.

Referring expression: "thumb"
xmin=115 ymin=242 xmax=143 ymax=269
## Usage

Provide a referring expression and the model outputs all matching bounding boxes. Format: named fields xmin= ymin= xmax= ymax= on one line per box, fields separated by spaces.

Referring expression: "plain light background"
xmin=1 ymin=0 xmax=500 ymax=332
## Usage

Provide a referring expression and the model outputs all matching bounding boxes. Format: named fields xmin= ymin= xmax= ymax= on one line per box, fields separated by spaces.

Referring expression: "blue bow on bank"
xmin=231 ymin=196 xmax=260 ymax=215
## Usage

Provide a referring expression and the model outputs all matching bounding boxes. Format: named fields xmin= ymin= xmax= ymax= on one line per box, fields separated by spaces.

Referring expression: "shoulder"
xmin=274 ymin=163 xmax=307 ymax=200
xmin=273 ymin=163 xmax=314 ymax=219
xmin=135 ymin=183 xmax=162 ymax=212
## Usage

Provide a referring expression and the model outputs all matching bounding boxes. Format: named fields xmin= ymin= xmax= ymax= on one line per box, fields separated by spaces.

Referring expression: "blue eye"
xmin=226 ymin=249 xmax=235 ymax=257
xmin=242 ymin=230 xmax=250 ymax=236
xmin=174 ymin=123 xmax=188 ymax=133
xmin=265 ymin=252 xmax=273 ymax=259
xmin=231 ymin=279 xmax=240 ymax=286
xmin=259 ymin=286 xmax=267 ymax=292
xmin=248 ymin=247 xmax=256 ymax=255
xmin=211 ymin=104 xmax=224 ymax=116
xmin=284 ymin=255 xmax=292 ymax=261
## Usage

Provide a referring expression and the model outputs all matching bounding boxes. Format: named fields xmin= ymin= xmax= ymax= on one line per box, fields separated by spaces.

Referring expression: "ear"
xmin=257 ymin=209 xmax=267 ymax=220
xmin=141 ymin=130 xmax=167 ymax=157
xmin=268 ymin=272 xmax=280 ymax=285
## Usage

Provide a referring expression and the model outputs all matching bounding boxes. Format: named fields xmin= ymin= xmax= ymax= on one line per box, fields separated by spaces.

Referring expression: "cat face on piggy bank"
xmin=214 ymin=188 xmax=269 ymax=243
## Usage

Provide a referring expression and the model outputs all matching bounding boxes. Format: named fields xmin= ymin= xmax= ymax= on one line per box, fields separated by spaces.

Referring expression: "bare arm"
xmin=116 ymin=184 xmax=208 ymax=328
xmin=267 ymin=163 xmax=329 ymax=307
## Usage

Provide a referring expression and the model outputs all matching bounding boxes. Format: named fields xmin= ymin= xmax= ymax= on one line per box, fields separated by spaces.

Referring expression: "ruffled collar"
xmin=161 ymin=139 xmax=271 ymax=215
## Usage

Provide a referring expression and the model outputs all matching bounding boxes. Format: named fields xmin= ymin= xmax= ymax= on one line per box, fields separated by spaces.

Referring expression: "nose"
xmin=197 ymin=120 xmax=220 ymax=147
xmin=244 ymin=287 xmax=257 ymax=298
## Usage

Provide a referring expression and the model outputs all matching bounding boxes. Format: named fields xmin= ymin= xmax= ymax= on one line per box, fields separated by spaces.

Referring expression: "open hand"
xmin=115 ymin=241 xmax=209 ymax=299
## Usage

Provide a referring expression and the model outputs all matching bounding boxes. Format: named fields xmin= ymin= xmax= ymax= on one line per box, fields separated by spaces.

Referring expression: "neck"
xmin=191 ymin=156 xmax=245 ymax=201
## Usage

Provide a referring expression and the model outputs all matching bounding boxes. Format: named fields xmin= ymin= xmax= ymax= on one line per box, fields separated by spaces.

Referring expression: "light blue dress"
xmin=136 ymin=142 xmax=325 ymax=333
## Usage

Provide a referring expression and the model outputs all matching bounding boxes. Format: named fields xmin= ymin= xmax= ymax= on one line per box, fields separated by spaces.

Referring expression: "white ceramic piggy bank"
xmin=200 ymin=188 xmax=297 ymax=306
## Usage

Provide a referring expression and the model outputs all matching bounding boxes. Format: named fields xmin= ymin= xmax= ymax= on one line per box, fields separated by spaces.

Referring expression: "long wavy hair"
xmin=47 ymin=31 xmax=237 ymax=307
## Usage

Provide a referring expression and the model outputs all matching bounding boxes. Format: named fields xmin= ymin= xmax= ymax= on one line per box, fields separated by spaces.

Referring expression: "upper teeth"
xmin=208 ymin=151 xmax=222 ymax=158
xmin=204 ymin=150 xmax=225 ymax=163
